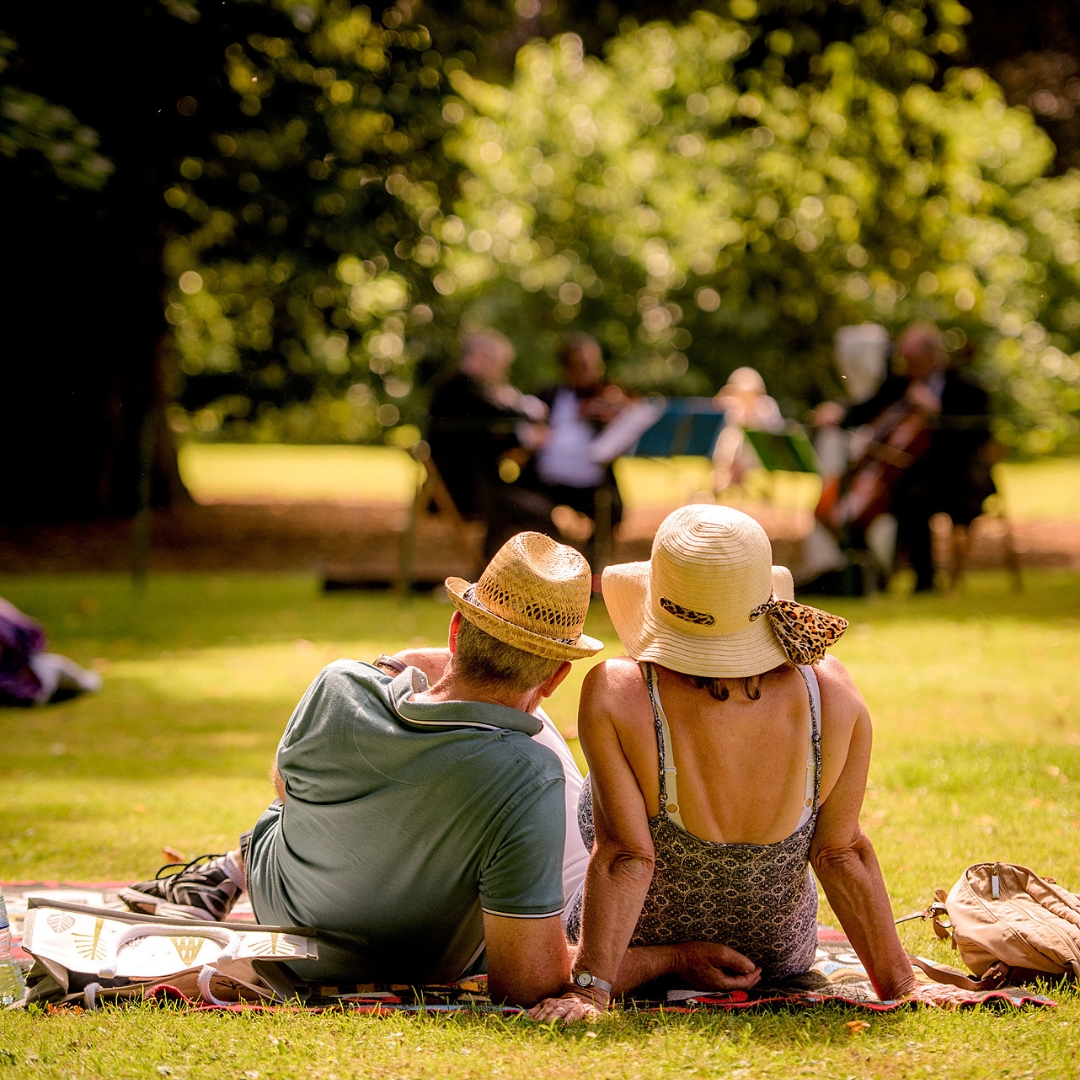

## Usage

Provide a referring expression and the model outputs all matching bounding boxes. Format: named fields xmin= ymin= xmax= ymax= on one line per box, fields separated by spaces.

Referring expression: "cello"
xmin=816 ymin=388 xmax=936 ymax=537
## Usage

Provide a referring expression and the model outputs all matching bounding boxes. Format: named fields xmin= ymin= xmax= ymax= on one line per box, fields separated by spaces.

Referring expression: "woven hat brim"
xmin=445 ymin=577 xmax=604 ymax=661
xmin=602 ymin=561 xmax=790 ymax=678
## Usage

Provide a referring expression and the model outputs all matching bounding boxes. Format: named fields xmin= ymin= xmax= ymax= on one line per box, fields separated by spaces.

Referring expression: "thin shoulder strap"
xmin=642 ymin=662 xmax=686 ymax=829
xmin=797 ymin=664 xmax=823 ymax=814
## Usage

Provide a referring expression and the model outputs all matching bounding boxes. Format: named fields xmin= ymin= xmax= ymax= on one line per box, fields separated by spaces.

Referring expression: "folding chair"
xmin=397 ymin=442 xmax=484 ymax=593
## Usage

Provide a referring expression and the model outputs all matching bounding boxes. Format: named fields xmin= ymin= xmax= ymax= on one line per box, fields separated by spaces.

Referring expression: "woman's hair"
xmin=455 ymin=617 xmax=562 ymax=694
xmin=688 ymin=662 xmax=791 ymax=701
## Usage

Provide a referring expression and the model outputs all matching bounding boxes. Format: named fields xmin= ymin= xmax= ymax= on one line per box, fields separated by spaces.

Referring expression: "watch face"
xmin=574 ymin=972 xmax=590 ymax=987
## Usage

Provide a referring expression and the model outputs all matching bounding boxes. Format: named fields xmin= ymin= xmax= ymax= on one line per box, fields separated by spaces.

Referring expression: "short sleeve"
xmin=479 ymin=776 xmax=566 ymax=919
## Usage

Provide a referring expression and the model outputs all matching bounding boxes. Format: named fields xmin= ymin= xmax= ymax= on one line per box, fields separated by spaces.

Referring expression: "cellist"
xmin=814 ymin=324 xmax=994 ymax=593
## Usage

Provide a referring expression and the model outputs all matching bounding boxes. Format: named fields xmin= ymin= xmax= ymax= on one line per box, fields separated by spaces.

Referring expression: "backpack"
xmin=904 ymin=862 xmax=1080 ymax=991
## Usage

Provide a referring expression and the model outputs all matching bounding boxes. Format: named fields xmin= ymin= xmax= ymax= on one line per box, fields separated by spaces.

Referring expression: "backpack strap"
xmin=895 ymin=889 xmax=952 ymax=942
xmin=906 ymin=955 xmax=1013 ymax=992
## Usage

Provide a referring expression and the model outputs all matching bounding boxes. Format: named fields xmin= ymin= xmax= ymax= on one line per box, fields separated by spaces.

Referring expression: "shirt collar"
xmin=388 ymin=667 xmax=543 ymax=737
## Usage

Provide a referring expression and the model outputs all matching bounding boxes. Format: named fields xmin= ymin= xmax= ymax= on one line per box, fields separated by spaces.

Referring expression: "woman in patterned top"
xmin=532 ymin=505 xmax=977 ymax=1022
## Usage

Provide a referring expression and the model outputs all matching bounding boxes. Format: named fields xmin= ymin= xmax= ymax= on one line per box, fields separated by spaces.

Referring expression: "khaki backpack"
xmin=903 ymin=862 xmax=1080 ymax=991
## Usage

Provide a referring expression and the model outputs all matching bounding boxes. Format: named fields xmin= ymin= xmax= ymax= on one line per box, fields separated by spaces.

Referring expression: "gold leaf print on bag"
xmin=73 ymin=918 xmax=106 ymax=961
xmin=173 ymin=936 xmax=208 ymax=967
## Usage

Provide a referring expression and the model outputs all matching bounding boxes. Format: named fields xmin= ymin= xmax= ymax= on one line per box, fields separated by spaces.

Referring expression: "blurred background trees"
xmin=3 ymin=0 xmax=1080 ymax=522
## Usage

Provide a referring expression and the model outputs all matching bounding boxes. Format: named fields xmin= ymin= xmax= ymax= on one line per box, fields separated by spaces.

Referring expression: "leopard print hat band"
xmin=748 ymin=597 xmax=849 ymax=666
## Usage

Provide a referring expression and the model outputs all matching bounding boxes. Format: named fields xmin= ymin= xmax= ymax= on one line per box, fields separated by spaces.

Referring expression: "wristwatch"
xmin=373 ymin=654 xmax=407 ymax=675
xmin=572 ymin=970 xmax=612 ymax=995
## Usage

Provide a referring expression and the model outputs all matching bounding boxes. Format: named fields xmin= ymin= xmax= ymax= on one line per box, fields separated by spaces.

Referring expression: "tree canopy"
xmin=3 ymin=0 xmax=1080 ymax=524
xmin=169 ymin=0 xmax=1080 ymax=455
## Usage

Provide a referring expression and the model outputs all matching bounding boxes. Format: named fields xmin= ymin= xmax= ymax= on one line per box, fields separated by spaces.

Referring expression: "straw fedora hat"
xmin=446 ymin=532 xmax=604 ymax=661
xmin=602 ymin=504 xmax=801 ymax=678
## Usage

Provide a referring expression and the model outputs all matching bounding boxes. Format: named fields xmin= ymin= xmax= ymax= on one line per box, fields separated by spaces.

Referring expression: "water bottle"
xmin=0 ymin=887 xmax=26 ymax=1006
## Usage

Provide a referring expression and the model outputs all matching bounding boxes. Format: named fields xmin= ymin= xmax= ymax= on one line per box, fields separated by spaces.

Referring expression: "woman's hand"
xmin=528 ymin=987 xmax=608 ymax=1024
xmin=672 ymin=941 xmax=762 ymax=991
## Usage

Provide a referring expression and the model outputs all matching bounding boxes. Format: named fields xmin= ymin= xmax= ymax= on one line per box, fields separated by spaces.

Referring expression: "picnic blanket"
xmin=4 ymin=882 xmax=1056 ymax=1014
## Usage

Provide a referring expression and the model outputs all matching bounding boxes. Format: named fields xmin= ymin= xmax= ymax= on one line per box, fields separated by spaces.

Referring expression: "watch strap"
xmin=573 ymin=970 xmax=613 ymax=995
xmin=373 ymin=654 xmax=407 ymax=674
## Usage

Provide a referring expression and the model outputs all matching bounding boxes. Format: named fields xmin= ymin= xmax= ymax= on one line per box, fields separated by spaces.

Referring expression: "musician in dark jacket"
xmin=427 ymin=330 xmax=556 ymax=562
xmin=836 ymin=324 xmax=996 ymax=592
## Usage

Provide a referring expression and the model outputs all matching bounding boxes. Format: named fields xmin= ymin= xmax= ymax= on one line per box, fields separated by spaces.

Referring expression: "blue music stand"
xmin=633 ymin=398 xmax=725 ymax=458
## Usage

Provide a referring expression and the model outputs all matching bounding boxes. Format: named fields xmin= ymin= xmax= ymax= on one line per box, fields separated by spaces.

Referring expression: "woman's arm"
xmin=809 ymin=708 xmax=916 ymax=999
xmin=572 ymin=663 xmax=660 ymax=991
xmin=811 ymin=661 xmax=985 ymax=1007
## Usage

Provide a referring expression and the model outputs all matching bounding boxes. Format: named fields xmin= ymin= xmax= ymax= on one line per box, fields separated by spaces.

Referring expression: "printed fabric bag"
xmin=905 ymin=862 xmax=1080 ymax=990
xmin=21 ymin=899 xmax=317 ymax=1007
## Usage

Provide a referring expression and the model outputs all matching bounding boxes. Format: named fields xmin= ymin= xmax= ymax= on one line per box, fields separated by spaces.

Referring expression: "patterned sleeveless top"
xmin=566 ymin=662 xmax=822 ymax=981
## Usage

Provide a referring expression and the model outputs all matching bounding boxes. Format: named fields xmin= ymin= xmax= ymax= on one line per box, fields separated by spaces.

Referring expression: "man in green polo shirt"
xmin=121 ymin=532 xmax=597 ymax=1004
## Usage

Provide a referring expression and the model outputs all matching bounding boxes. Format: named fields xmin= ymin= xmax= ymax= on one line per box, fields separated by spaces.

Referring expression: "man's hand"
xmin=671 ymin=941 xmax=762 ymax=992
xmin=528 ymin=990 xmax=606 ymax=1024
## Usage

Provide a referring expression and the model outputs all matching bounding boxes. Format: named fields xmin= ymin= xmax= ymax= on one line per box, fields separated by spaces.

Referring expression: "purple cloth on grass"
xmin=0 ymin=598 xmax=46 ymax=704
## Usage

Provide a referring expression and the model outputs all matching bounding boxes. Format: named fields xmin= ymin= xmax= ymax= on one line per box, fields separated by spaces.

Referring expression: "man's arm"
xmin=483 ymin=913 xmax=570 ymax=1006
xmin=377 ymin=647 xmax=450 ymax=684
xmin=270 ymin=761 xmax=286 ymax=802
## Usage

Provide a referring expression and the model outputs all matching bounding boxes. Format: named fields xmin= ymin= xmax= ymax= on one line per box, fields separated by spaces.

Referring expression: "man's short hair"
xmin=455 ymin=617 xmax=563 ymax=695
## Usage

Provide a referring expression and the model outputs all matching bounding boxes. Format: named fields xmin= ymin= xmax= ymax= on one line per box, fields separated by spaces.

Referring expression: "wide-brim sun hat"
xmin=602 ymin=504 xmax=847 ymax=678
xmin=446 ymin=531 xmax=604 ymax=661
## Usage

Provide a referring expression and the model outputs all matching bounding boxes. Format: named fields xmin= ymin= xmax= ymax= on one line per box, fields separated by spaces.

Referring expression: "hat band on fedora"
xmin=464 ymin=585 xmax=580 ymax=646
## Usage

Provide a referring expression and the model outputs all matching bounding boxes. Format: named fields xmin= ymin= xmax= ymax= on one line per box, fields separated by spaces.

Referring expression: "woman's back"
xmin=640 ymin=661 xmax=815 ymax=844
xmin=595 ymin=657 xmax=853 ymax=845
xmin=568 ymin=654 xmax=861 ymax=978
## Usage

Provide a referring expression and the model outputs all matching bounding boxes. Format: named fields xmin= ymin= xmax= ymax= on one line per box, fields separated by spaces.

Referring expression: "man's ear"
xmin=448 ymin=610 xmax=463 ymax=654
xmin=538 ymin=660 xmax=573 ymax=699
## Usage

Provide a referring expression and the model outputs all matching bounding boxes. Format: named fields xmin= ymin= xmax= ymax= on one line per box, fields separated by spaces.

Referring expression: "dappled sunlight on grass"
xmin=177 ymin=443 xmax=1080 ymax=521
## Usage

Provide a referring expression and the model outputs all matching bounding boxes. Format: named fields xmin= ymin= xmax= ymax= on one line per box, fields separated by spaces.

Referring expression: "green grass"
xmin=177 ymin=442 xmax=1080 ymax=518
xmin=2 ymin=570 xmax=1080 ymax=1076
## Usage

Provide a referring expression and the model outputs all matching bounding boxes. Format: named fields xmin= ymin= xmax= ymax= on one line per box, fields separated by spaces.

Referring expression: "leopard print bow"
xmin=748 ymin=597 xmax=849 ymax=666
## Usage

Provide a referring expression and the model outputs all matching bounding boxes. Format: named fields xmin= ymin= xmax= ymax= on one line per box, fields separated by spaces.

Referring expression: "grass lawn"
xmin=1 ymin=569 xmax=1079 ymax=1077
xmin=177 ymin=443 xmax=1080 ymax=519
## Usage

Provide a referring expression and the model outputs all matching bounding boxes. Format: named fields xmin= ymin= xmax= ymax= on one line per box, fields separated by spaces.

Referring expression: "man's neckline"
xmin=388 ymin=667 xmax=543 ymax=737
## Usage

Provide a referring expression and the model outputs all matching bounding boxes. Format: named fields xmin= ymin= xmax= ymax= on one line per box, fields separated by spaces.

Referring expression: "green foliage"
xmin=0 ymin=33 xmax=112 ymax=190
xmin=167 ymin=0 xmax=458 ymax=443
xmin=444 ymin=7 xmax=1080 ymax=450
xmin=168 ymin=0 xmax=1080 ymax=453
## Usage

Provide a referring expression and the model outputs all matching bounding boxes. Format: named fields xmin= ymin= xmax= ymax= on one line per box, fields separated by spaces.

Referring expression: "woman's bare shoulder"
xmin=813 ymin=654 xmax=869 ymax=718
xmin=580 ymin=656 xmax=650 ymax=723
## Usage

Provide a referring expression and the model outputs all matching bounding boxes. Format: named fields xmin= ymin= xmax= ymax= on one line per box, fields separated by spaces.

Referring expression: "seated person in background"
xmin=712 ymin=367 xmax=784 ymax=490
xmin=427 ymin=330 xmax=554 ymax=562
xmin=0 ymin=597 xmax=102 ymax=706
xmin=532 ymin=505 xmax=977 ymax=1021
xmin=121 ymin=533 xmax=748 ymax=1005
xmin=532 ymin=333 xmax=629 ymax=557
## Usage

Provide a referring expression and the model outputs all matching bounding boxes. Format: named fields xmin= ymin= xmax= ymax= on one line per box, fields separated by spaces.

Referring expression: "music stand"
xmin=742 ymin=428 xmax=819 ymax=474
xmin=633 ymin=398 xmax=725 ymax=459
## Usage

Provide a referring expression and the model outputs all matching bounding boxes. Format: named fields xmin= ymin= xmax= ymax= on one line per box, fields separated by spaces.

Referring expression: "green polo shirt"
xmin=246 ymin=660 xmax=566 ymax=984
